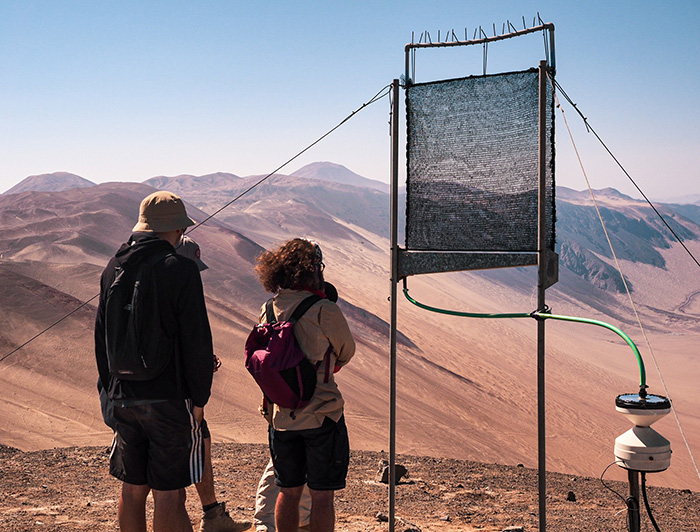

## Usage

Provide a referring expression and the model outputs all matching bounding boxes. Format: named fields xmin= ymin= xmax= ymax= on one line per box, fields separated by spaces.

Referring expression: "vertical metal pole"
xmin=405 ymin=46 xmax=411 ymax=86
xmin=548 ymin=26 xmax=556 ymax=71
xmin=627 ymin=470 xmax=641 ymax=532
xmin=389 ymin=79 xmax=400 ymax=532
xmin=537 ymin=59 xmax=548 ymax=532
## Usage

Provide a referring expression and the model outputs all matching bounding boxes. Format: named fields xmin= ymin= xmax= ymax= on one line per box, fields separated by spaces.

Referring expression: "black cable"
xmin=641 ymin=472 xmax=663 ymax=532
xmin=600 ymin=461 xmax=639 ymax=532
xmin=600 ymin=460 xmax=629 ymax=505
xmin=0 ymin=294 xmax=99 ymax=363
xmin=188 ymin=85 xmax=392 ymax=234
xmin=553 ymin=78 xmax=700 ymax=270
xmin=0 ymin=84 xmax=393 ymax=363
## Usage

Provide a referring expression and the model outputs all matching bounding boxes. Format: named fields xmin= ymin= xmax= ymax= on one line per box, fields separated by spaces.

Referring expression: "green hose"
xmin=402 ymin=285 xmax=647 ymax=390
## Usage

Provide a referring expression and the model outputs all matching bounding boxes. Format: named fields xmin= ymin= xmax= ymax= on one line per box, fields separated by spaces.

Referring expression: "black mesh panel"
xmin=405 ymin=69 xmax=555 ymax=261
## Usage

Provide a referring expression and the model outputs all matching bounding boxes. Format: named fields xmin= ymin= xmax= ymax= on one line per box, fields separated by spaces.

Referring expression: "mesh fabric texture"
xmin=405 ymin=69 xmax=555 ymax=265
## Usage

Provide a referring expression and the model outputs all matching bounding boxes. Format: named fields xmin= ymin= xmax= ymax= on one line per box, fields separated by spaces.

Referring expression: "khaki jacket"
xmin=259 ymin=288 xmax=355 ymax=430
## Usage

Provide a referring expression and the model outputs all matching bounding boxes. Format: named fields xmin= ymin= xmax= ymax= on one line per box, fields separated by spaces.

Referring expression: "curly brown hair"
xmin=255 ymin=238 xmax=323 ymax=293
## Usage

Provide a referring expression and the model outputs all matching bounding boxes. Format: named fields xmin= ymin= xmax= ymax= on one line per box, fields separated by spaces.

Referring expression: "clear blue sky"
xmin=1 ymin=1 xmax=699 ymax=200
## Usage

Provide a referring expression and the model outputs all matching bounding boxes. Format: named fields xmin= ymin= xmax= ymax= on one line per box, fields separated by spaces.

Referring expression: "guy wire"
xmin=552 ymin=78 xmax=700 ymax=271
xmin=0 ymin=84 xmax=392 ymax=364
xmin=0 ymin=294 xmax=99 ymax=364
xmin=188 ymin=84 xmax=392 ymax=234
xmin=550 ymin=73 xmax=700 ymax=486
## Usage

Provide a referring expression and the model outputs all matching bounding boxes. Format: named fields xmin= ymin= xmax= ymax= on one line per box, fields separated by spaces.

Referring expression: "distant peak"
xmin=4 ymin=172 xmax=95 ymax=195
xmin=596 ymin=187 xmax=635 ymax=200
xmin=556 ymin=186 xmax=636 ymax=202
xmin=291 ymin=161 xmax=388 ymax=192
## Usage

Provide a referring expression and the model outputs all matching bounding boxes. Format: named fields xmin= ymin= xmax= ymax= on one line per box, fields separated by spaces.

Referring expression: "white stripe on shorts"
xmin=186 ymin=398 xmax=204 ymax=484
xmin=109 ymin=431 xmax=118 ymax=461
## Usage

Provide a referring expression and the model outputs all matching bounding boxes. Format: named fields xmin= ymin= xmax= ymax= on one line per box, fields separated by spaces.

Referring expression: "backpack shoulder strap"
xmin=289 ymin=295 xmax=322 ymax=324
xmin=265 ymin=298 xmax=276 ymax=324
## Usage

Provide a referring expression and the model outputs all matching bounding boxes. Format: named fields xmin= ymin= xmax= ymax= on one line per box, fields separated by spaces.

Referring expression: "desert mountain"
xmin=291 ymin=161 xmax=389 ymax=192
xmin=657 ymin=192 xmax=700 ymax=205
xmin=3 ymin=172 xmax=95 ymax=195
xmin=143 ymin=172 xmax=242 ymax=199
xmin=659 ymin=201 xmax=700 ymax=227
xmin=1 ymin=166 xmax=699 ymax=492
xmin=146 ymin=164 xmax=700 ymax=325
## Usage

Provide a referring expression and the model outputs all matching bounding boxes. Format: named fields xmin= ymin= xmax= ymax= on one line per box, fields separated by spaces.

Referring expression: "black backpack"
xmin=104 ymin=248 xmax=174 ymax=381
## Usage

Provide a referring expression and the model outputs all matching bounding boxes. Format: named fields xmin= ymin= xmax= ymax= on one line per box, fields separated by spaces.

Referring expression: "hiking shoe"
xmin=200 ymin=502 xmax=252 ymax=532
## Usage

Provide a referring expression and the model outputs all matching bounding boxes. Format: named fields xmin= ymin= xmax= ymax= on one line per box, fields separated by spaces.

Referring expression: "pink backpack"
xmin=245 ymin=295 xmax=331 ymax=410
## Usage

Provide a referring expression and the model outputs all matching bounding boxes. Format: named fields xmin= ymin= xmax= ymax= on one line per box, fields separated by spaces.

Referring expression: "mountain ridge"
xmin=4 ymin=172 xmax=95 ymax=195
xmin=291 ymin=161 xmax=389 ymax=192
xmin=1 ymin=163 xmax=699 ymax=491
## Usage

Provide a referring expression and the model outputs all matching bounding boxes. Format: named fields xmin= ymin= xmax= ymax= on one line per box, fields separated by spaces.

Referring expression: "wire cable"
xmin=600 ymin=460 xmax=629 ymax=506
xmin=641 ymin=472 xmax=663 ymax=532
xmin=0 ymin=84 xmax=392 ymax=364
xmin=0 ymin=294 xmax=99 ymax=364
xmin=552 ymin=78 xmax=700 ymax=271
xmin=551 ymin=75 xmax=700 ymax=487
xmin=188 ymin=85 xmax=391 ymax=234
xmin=599 ymin=460 xmax=635 ymax=531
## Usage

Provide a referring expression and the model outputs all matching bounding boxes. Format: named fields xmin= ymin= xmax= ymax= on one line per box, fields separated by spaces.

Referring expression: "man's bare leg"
xmin=119 ymin=482 xmax=150 ymax=532
xmin=276 ymin=485 xmax=303 ymax=532
xmin=308 ymin=489 xmax=334 ymax=532
xmin=153 ymin=488 xmax=193 ymax=532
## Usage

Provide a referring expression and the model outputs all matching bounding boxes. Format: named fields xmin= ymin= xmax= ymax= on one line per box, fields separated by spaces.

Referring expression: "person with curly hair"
xmin=254 ymin=238 xmax=355 ymax=532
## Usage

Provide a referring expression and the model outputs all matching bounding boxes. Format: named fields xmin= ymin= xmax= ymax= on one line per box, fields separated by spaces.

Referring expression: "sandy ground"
xmin=1 ymin=442 xmax=698 ymax=532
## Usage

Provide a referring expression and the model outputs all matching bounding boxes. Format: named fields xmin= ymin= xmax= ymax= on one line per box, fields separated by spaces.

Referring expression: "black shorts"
xmin=109 ymin=399 xmax=204 ymax=491
xmin=269 ymin=415 xmax=349 ymax=491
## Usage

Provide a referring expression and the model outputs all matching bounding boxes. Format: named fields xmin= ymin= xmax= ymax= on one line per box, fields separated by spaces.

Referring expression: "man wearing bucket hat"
xmin=95 ymin=191 xmax=218 ymax=532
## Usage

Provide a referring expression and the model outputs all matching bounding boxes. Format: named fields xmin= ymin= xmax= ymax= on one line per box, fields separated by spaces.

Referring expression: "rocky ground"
xmin=0 ymin=443 xmax=698 ymax=532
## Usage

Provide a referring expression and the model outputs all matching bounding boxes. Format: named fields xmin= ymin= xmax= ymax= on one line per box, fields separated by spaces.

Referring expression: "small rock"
xmin=397 ymin=517 xmax=421 ymax=532
xmin=440 ymin=515 xmax=451 ymax=521
xmin=376 ymin=511 xmax=389 ymax=522
xmin=566 ymin=490 xmax=576 ymax=502
xmin=456 ymin=482 xmax=464 ymax=488
xmin=377 ymin=463 xmax=408 ymax=484
xmin=503 ymin=527 xmax=524 ymax=532
xmin=516 ymin=463 xmax=524 ymax=468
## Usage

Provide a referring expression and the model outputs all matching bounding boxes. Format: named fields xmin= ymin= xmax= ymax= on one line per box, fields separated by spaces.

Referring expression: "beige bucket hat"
xmin=132 ymin=191 xmax=196 ymax=233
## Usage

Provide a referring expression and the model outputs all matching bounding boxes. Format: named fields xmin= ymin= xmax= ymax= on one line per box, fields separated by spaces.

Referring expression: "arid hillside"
xmin=1 ymin=165 xmax=699 ymax=493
